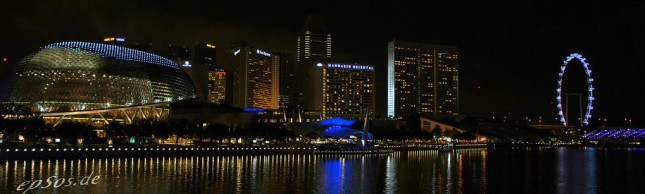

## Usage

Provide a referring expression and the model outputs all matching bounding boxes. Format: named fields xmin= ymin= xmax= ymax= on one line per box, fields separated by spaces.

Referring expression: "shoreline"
xmin=1 ymin=143 xmax=643 ymax=159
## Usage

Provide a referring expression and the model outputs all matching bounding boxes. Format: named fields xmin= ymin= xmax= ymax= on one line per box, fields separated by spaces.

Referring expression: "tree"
xmin=152 ymin=121 xmax=171 ymax=141
xmin=54 ymin=122 xmax=96 ymax=144
xmin=105 ymin=122 xmax=126 ymax=138
xmin=443 ymin=128 xmax=458 ymax=138
xmin=418 ymin=130 xmax=434 ymax=140
xmin=454 ymin=132 xmax=477 ymax=140
xmin=170 ymin=118 xmax=194 ymax=145
xmin=205 ymin=123 xmax=229 ymax=143
xmin=430 ymin=125 xmax=443 ymax=139
xmin=21 ymin=117 xmax=49 ymax=144
xmin=124 ymin=124 xmax=140 ymax=141
xmin=0 ymin=104 xmax=47 ymax=144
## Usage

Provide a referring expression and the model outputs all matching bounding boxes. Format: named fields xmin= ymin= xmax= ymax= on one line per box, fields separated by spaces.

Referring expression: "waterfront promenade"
xmin=0 ymin=144 xmax=488 ymax=159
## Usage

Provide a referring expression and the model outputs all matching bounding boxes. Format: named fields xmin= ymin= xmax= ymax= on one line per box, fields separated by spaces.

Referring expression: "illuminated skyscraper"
xmin=232 ymin=46 xmax=279 ymax=109
xmin=387 ymin=41 xmax=459 ymax=118
xmin=296 ymin=14 xmax=332 ymax=111
xmin=297 ymin=14 xmax=332 ymax=62
xmin=208 ymin=69 xmax=226 ymax=104
xmin=320 ymin=63 xmax=374 ymax=119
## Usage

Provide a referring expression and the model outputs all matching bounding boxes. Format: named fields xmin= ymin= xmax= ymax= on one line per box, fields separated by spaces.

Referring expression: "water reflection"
xmin=556 ymin=147 xmax=598 ymax=194
xmin=0 ymin=148 xmax=644 ymax=193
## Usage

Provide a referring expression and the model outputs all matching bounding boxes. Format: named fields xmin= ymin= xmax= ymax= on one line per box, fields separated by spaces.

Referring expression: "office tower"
xmin=387 ymin=41 xmax=459 ymax=118
xmin=232 ymin=46 xmax=279 ymax=110
xmin=192 ymin=43 xmax=217 ymax=102
xmin=194 ymin=43 xmax=217 ymax=69
xmin=320 ymin=63 xmax=374 ymax=119
xmin=208 ymin=68 xmax=226 ymax=104
xmin=273 ymin=52 xmax=295 ymax=107
xmin=296 ymin=14 xmax=332 ymax=111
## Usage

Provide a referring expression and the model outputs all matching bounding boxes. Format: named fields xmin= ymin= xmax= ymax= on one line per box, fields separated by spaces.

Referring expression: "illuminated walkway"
xmin=41 ymin=103 xmax=169 ymax=126
xmin=584 ymin=129 xmax=645 ymax=139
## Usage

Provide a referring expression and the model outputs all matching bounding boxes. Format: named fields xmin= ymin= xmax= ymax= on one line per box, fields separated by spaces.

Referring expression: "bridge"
xmin=584 ymin=129 xmax=645 ymax=139
xmin=40 ymin=103 xmax=170 ymax=127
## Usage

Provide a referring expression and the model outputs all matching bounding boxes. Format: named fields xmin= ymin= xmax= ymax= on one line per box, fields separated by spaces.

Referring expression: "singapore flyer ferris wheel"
xmin=556 ymin=53 xmax=595 ymax=126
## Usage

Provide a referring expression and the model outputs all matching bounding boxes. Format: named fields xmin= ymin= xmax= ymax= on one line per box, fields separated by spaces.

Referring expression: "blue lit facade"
xmin=45 ymin=42 xmax=178 ymax=69
xmin=243 ymin=107 xmax=265 ymax=112
xmin=0 ymin=41 xmax=196 ymax=113
xmin=327 ymin=64 xmax=373 ymax=70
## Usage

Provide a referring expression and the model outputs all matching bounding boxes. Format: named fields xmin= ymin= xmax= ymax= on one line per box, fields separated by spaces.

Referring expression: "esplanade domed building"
xmin=0 ymin=41 xmax=196 ymax=125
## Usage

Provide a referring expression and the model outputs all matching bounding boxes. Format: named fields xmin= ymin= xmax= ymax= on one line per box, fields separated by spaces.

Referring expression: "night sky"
xmin=1 ymin=1 xmax=644 ymax=126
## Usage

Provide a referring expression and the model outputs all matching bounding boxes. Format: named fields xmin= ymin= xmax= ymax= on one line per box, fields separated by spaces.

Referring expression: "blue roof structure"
xmin=324 ymin=126 xmax=373 ymax=139
xmin=290 ymin=117 xmax=372 ymax=139
xmin=44 ymin=42 xmax=180 ymax=69
xmin=319 ymin=117 xmax=356 ymax=127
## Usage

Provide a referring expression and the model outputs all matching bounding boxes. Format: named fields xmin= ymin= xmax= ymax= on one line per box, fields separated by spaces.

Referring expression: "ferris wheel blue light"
xmin=556 ymin=53 xmax=594 ymax=126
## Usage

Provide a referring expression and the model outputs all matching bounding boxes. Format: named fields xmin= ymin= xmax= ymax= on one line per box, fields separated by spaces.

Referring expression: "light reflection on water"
xmin=0 ymin=148 xmax=644 ymax=194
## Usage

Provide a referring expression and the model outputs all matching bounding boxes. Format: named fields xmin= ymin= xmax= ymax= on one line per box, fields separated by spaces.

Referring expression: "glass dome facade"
xmin=0 ymin=42 xmax=196 ymax=112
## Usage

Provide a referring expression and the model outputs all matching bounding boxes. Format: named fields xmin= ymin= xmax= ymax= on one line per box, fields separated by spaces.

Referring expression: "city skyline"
xmin=1 ymin=2 xmax=645 ymax=193
xmin=1 ymin=1 xmax=644 ymax=125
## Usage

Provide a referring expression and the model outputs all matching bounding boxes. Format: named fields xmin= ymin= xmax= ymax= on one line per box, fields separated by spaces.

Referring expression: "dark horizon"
xmin=1 ymin=1 xmax=644 ymax=126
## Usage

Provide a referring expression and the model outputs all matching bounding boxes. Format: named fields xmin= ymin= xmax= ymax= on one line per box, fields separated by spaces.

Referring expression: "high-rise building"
xmin=232 ymin=46 xmax=279 ymax=110
xmin=194 ymin=43 xmax=216 ymax=69
xmin=296 ymin=14 xmax=332 ymax=111
xmin=193 ymin=43 xmax=217 ymax=102
xmin=273 ymin=52 xmax=295 ymax=107
xmin=320 ymin=63 xmax=374 ymax=119
xmin=387 ymin=41 xmax=459 ymax=118
xmin=208 ymin=68 xmax=226 ymax=104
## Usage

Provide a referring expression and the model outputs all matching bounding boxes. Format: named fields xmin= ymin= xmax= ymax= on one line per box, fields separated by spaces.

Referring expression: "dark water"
xmin=1 ymin=147 xmax=644 ymax=194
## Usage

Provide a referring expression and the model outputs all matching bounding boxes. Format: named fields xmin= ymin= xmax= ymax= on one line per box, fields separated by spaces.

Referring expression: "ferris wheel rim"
xmin=556 ymin=53 xmax=594 ymax=126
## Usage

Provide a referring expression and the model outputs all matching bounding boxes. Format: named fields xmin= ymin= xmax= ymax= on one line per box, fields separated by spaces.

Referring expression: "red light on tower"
xmin=2 ymin=57 xmax=7 ymax=62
